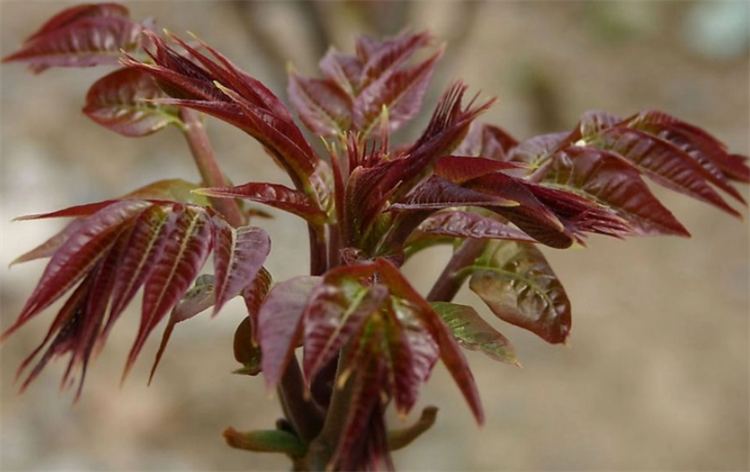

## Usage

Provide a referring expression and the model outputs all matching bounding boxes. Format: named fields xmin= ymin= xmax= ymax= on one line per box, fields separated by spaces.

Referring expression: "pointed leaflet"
xmin=1 ymin=200 xmax=150 ymax=341
xmin=125 ymin=32 xmax=327 ymax=199
xmin=375 ymin=258 xmax=484 ymax=424
xmin=462 ymin=173 xmax=573 ymax=248
xmin=84 ymin=67 xmax=181 ymax=137
xmin=2 ymin=16 xmax=143 ymax=72
xmin=11 ymin=219 xmax=85 ymax=265
xmin=382 ymin=298 xmax=440 ymax=416
xmin=125 ymin=206 xmax=213 ymax=379
xmin=301 ymin=263 xmax=388 ymax=382
xmin=588 ymin=126 xmax=741 ymax=217
xmin=509 ymin=132 xmax=569 ymax=166
xmin=106 ymin=204 xmax=172 ymax=333
xmin=353 ymin=48 xmax=443 ymax=135
xmin=330 ymin=355 xmax=391 ymax=471
xmin=257 ymin=276 xmax=320 ymax=391
xmin=407 ymin=210 xmax=536 ymax=244
xmin=211 ymin=218 xmax=271 ymax=316
xmin=346 ymin=83 xmax=494 ymax=243
xmin=431 ymin=302 xmax=519 ymax=365
xmin=542 ymin=147 xmax=689 ymax=236
xmin=24 ymin=3 xmax=131 ymax=43
xmin=197 ymin=182 xmax=327 ymax=223
xmin=469 ymin=240 xmax=571 ymax=344
xmin=318 ymin=48 xmax=362 ymax=96
xmin=434 ymin=156 xmax=521 ymax=184
xmin=16 ymin=274 xmax=93 ymax=394
xmin=150 ymin=274 xmax=216 ymax=383
xmin=522 ymin=182 xmax=631 ymax=240
xmin=287 ymin=71 xmax=352 ymax=137
xmin=357 ymin=31 xmax=432 ymax=87
xmin=390 ymin=175 xmax=518 ymax=211
xmin=624 ymin=110 xmax=749 ymax=198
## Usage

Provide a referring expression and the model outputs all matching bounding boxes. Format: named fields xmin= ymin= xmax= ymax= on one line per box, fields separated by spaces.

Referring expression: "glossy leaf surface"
xmin=84 ymin=67 xmax=180 ymax=137
xmin=469 ymin=241 xmax=571 ymax=344
xmin=431 ymin=301 xmax=519 ymax=365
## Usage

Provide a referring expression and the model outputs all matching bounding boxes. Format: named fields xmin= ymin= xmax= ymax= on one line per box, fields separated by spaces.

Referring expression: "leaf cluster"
xmin=2 ymin=4 xmax=747 ymax=470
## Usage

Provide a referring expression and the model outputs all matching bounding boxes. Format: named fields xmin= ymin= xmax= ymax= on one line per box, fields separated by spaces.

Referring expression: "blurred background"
xmin=1 ymin=1 xmax=748 ymax=470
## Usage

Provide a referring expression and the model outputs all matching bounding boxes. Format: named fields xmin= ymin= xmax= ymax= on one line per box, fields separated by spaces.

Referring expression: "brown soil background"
xmin=1 ymin=1 xmax=748 ymax=470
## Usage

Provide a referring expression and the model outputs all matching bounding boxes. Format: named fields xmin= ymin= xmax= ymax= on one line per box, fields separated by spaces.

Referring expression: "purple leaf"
xmin=590 ymin=126 xmax=741 ymax=217
xmin=543 ymin=147 xmax=689 ymax=236
xmin=469 ymin=240 xmax=572 ymax=344
xmin=626 ymin=110 xmax=749 ymax=198
xmin=125 ymin=205 xmax=213 ymax=379
xmin=3 ymin=16 xmax=143 ymax=72
xmin=211 ymin=219 xmax=271 ymax=316
xmin=258 ymin=276 xmax=320 ymax=391
xmin=302 ymin=263 xmax=387 ymax=382
xmin=83 ymin=67 xmax=180 ymax=137
xmin=197 ymin=182 xmax=327 ymax=223
xmin=407 ymin=210 xmax=535 ymax=243
xmin=287 ymin=72 xmax=352 ymax=136
xmin=353 ymin=49 xmax=442 ymax=135
xmin=1 ymin=200 xmax=150 ymax=341
xmin=376 ymin=258 xmax=484 ymax=425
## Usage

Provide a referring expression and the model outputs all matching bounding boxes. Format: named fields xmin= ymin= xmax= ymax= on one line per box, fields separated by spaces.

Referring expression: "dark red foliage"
xmin=2 ymin=4 xmax=748 ymax=471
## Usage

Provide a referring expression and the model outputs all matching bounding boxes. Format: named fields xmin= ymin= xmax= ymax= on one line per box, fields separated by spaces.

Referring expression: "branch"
xmin=179 ymin=108 xmax=245 ymax=227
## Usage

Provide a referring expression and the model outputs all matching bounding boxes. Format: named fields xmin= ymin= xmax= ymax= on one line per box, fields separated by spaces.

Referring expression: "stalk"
xmin=426 ymin=239 xmax=486 ymax=302
xmin=179 ymin=108 xmax=245 ymax=228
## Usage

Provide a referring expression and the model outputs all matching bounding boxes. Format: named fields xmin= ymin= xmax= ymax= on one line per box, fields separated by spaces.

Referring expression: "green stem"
xmin=179 ymin=108 xmax=245 ymax=228
xmin=426 ymin=239 xmax=486 ymax=303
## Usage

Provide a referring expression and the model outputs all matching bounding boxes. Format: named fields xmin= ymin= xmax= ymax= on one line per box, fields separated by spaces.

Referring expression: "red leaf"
xmin=509 ymin=132 xmax=569 ymax=166
xmin=318 ymin=48 xmax=362 ymax=96
xmin=357 ymin=32 xmax=432 ymax=88
xmin=353 ymin=48 xmax=443 ymax=135
xmin=126 ymin=32 xmax=328 ymax=200
xmin=11 ymin=219 xmax=86 ymax=265
xmin=107 ymin=205 xmax=172 ymax=329
xmin=590 ymin=126 xmax=741 ymax=217
xmin=288 ymin=72 xmax=352 ymax=136
xmin=197 ymin=182 xmax=327 ymax=223
xmin=25 ymin=3 xmax=130 ymax=43
xmin=469 ymin=241 xmax=572 ymax=344
xmin=462 ymin=173 xmax=573 ymax=248
xmin=376 ymin=259 xmax=484 ymax=424
xmin=302 ymin=264 xmax=387 ymax=381
xmin=83 ymin=67 xmax=180 ymax=137
xmin=407 ymin=210 xmax=536 ymax=243
xmin=626 ymin=110 xmax=749 ymax=197
xmin=330 ymin=355 xmax=391 ymax=471
xmin=150 ymin=274 xmax=216 ymax=383
xmin=258 ymin=276 xmax=320 ymax=391
xmin=2 ymin=16 xmax=143 ymax=72
xmin=125 ymin=205 xmax=213 ymax=379
xmin=523 ymin=182 xmax=632 ymax=240
xmin=211 ymin=219 xmax=271 ymax=316
xmin=543 ymin=147 xmax=689 ymax=236
xmin=391 ymin=175 xmax=518 ymax=211
xmin=241 ymin=267 xmax=273 ymax=336
xmin=434 ymin=156 xmax=521 ymax=184
xmin=1 ymin=200 xmax=151 ymax=341
xmin=455 ymin=122 xmax=519 ymax=161
xmin=382 ymin=299 xmax=439 ymax=416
